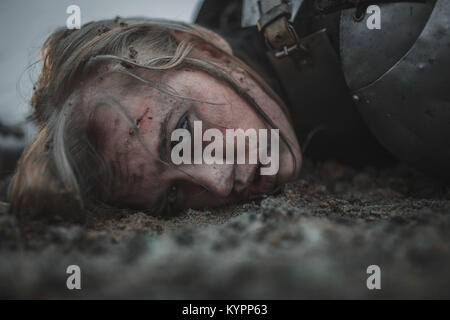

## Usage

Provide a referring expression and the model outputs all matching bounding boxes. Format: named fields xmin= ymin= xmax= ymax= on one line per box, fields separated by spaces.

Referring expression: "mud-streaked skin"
xmin=80 ymin=38 xmax=301 ymax=211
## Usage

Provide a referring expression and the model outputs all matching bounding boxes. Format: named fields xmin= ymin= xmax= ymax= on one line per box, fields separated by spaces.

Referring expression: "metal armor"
xmin=195 ymin=0 xmax=450 ymax=177
xmin=341 ymin=0 xmax=450 ymax=177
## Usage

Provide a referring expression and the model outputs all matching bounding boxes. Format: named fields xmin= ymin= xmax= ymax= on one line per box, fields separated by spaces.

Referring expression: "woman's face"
xmin=81 ymin=38 xmax=301 ymax=212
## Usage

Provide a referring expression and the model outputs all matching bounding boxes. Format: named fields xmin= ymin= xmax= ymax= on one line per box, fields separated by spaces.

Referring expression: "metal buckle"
xmin=266 ymin=23 xmax=306 ymax=59
xmin=274 ymin=44 xmax=300 ymax=58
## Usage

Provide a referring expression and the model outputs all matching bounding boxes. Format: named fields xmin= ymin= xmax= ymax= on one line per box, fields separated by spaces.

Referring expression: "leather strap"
xmin=257 ymin=0 xmax=426 ymax=58
xmin=257 ymin=0 xmax=291 ymax=31
xmin=257 ymin=0 xmax=305 ymax=58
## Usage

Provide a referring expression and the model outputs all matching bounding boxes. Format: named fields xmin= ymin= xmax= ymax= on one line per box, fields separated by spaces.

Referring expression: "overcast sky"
xmin=0 ymin=0 xmax=200 ymax=147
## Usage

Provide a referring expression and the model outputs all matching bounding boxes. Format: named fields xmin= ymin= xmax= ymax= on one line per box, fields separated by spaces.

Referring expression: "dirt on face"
xmin=0 ymin=159 xmax=449 ymax=299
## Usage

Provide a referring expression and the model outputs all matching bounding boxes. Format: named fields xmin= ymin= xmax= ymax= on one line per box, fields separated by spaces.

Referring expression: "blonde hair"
xmin=9 ymin=17 xmax=295 ymax=221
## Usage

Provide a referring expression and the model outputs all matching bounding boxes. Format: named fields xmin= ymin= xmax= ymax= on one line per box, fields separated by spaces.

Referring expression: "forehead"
xmin=82 ymin=65 xmax=241 ymax=140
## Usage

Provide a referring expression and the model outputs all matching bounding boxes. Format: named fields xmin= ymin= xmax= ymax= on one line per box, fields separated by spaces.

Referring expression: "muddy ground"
xmin=0 ymin=158 xmax=450 ymax=299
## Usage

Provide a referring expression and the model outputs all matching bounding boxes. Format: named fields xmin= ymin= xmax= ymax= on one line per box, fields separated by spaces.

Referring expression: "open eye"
xmin=180 ymin=117 xmax=189 ymax=130
xmin=171 ymin=114 xmax=190 ymax=150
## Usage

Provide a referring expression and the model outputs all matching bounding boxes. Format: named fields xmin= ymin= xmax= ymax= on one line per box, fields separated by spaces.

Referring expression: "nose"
xmin=168 ymin=163 xmax=235 ymax=198
xmin=233 ymin=163 xmax=258 ymax=193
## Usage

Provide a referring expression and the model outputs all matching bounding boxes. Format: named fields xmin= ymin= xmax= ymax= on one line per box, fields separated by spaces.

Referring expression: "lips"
xmin=251 ymin=163 xmax=278 ymax=194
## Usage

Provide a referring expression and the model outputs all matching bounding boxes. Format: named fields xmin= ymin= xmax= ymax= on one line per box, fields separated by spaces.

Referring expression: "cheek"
xmin=113 ymin=151 xmax=165 ymax=206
